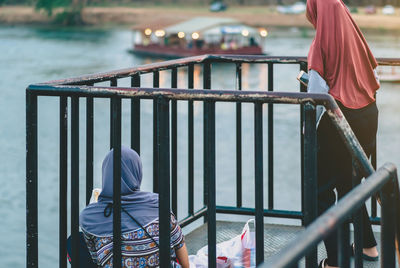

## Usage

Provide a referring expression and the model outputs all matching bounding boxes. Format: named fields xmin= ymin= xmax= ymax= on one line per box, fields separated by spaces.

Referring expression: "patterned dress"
xmin=82 ymin=214 xmax=185 ymax=267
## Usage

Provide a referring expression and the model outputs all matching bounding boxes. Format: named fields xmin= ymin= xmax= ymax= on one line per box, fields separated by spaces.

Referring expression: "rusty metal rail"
xmin=28 ymin=82 xmax=375 ymax=181
xmin=41 ymin=55 xmax=400 ymax=86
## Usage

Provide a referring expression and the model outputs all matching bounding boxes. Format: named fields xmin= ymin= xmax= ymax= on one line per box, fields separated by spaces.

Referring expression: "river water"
xmin=1 ymin=25 xmax=399 ymax=267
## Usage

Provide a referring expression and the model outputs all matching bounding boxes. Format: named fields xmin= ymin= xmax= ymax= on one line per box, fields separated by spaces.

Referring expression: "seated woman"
xmin=80 ymin=146 xmax=189 ymax=267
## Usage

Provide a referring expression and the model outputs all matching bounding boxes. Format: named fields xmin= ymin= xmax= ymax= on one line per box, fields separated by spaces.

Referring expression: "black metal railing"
xmin=26 ymin=55 xmax=400 ymax=268
xmin=262 ymin=163 xmax=400 ymax=268
xmin=41 ymin=55 xmax=400 ymax=225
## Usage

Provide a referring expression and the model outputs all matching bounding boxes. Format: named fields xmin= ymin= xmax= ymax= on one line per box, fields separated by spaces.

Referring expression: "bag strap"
xmin=103 ymin=203 xmax=160 ymax=247
xmin=103 ymin=203 xmax=179 ymax=267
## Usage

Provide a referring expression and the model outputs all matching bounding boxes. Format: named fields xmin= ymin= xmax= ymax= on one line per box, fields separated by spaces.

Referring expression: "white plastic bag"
xmin=241 ymin=219 xmax=256 ymax=268
xmin=189 ymin=219 xmax=256 ymax=268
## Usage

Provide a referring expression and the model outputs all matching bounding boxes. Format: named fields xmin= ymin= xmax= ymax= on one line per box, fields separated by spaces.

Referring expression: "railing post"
xmin=131 ymin=74 xmax=141 ymax=154
xmin=203 ymin=61 xmax=211 ymax=224
xmin=157 ymin=96 xmax=171 ymax=268
xmin=71 ymin=96 xmax=80 ymax=268
xmin=59 ymin=96 xmax=68 ymax=268
xmin=153 ymin=71 xmax=160 ymax=193
xmin=86 ymin=95 xmax=94 ymax=205
xmin=204 ymin=59 xmax=216 ymax=268
xmin=300 ymin=62 xmax=308 ymax=225
xmin=188 ymin=64 xmax=194 ymax=216
xmin=338 ymin=221 xmax=350 ymax=268
xmin=26 ymin=90 xmax=38 ymax=268
xmin=380 ymin=171 xmax=397 ymax=268
xmin=267 ymin=63 xmax=274 ymax=210
xmin=171 ymin=67 xmax=178 ymax=217
xmin=110 ymin=78 xmax=117 ymax=149
xmin=255 ymin=102 xmax=264 ymax=265
xmin=352 ymin=160 xmax=363 ymax=268
xmin=371 ymin=144 xmax=377 ymax=218
xmin=111 ymin=96 xmax=122 ymax=268
xmin=205 ymin=99 xmax=216 ymax=268
xmin=236 ymin=63 xmax=243 ymax=208
xmin=303 ymin=102 xmax=317 ymax=267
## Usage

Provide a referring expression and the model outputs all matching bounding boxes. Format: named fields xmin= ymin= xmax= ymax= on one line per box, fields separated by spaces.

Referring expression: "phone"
xmin=297 ymin=70 xmax=309 ymax=86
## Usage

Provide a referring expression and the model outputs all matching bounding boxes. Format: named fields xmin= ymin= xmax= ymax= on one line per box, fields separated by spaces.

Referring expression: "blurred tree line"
xmin=1 ymin=0 xmax=399 ymax=6
xmin=0 ymin=0 xmax=398 ymax=25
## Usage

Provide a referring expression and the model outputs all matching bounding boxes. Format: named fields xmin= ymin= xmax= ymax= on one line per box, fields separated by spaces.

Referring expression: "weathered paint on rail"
xmin=27 ymin=82 xmax=374 ymax=182
xmin=27 ymin=84 xmax=335 ymax=106
xmin=40 ymin=55 xmax=400 ymax=86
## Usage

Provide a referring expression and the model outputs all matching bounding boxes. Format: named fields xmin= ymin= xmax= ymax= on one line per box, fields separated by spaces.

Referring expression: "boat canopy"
xmin=202 ymin=24 xmax=258 ymax=36
xmin=164 ymin=17 xmax=240 ymax=35
xmin=132 ymin=18 xmax=181 ymax=31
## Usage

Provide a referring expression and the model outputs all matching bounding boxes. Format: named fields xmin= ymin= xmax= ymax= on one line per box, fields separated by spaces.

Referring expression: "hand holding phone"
xmin=297 ymin=70 xmax=309 ymax=86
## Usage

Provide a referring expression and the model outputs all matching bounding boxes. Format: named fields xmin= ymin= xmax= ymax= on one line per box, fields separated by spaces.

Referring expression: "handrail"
xmin=27 ymin=84 xmax=335 ymax=106
xmin=26 ymin=83 xmax=375 ymax=186
xmin=39 ymin=55 xmax=400 ymax=86
xmin=261 ymin=163 xmax=400 ymax=268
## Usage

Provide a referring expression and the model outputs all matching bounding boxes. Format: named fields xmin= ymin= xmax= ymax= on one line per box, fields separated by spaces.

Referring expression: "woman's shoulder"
xmin=82 ymin=228 xmax=113 ymax=242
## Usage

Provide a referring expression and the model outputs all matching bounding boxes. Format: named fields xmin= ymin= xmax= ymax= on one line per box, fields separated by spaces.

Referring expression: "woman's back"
xmin=307 ymin=0 xmax=379 ymax=109
xmin=82 ymin=213 xmax=184 ymax=267
xmin=79 ymin=146 xmax=189 ymax=268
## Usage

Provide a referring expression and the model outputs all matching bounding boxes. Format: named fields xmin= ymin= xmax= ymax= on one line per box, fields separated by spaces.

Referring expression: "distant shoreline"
xmin=1 ymin=5 xmax=400 ymax=32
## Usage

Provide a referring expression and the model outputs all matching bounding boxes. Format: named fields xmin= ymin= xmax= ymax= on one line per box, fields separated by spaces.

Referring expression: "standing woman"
xmin=305 ymin=0 xmax=380 ymax=267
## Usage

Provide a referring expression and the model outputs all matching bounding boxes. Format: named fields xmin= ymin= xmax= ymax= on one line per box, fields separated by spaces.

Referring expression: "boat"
xmin=130 ymin=17 xmax=268 ymax=58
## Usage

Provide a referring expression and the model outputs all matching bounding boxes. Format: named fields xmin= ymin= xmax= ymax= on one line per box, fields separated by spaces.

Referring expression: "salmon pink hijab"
xmin=306 ymin=0 xmax=380 ymax=109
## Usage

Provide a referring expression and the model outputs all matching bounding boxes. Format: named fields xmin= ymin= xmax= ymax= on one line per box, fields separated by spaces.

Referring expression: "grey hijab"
xmin=80 ymin=146 xmax=159 ymax=236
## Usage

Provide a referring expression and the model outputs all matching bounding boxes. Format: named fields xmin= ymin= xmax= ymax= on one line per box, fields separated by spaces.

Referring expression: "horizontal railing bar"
xmin=216 ymin=206 xmax=303 ymax=219
xmin=370 ymin=216 xmax=381 ymax=225
xmin=204 ymin=55 xmax=400 ymax=66
xmin=41 ymin=55 xmax=209 ymax=86
xmin=377 ymin=58 xmax=400 ymax=66
xmin=205 ymin=55 xmax=306 ymax=64
xmin=39 ymin=55 xmax=400 ymax=86
xmin=26 ymin=85 xmax=337 ymax=108
xmin=261 ymin=162 xmax=397 ymax=268
xmin=178 ymin=207 xmax=208 ymax=228
xmin=177 ymin=206 xmax=380 ymax=225
xmin=27 ymin=84 xmax=376 ymax=189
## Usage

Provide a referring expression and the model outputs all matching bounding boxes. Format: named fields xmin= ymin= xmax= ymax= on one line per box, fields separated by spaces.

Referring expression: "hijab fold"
xmin=306 ymin=0 xmax=379 ymax=109
xmin=80 ymin=146 xmax=159 ymax=236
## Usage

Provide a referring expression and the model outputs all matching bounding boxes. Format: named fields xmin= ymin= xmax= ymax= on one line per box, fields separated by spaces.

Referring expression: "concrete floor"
xmin=185 ymin=221 xmax=385 ymax=267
